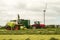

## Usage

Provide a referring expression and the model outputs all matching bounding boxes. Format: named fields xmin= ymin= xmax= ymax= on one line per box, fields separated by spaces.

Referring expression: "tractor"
xmin=32 ymin=21 xmax=45 ymax=29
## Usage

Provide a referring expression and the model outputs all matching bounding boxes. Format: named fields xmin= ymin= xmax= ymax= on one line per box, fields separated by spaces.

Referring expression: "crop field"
xmin=0 ymin=28 xmax=60 ymax=35
xmin=0 ymin=35 xmax=60 ymax=40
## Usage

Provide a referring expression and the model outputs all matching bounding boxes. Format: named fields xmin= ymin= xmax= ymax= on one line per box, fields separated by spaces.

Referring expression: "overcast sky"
xmin=0 ymin=0 xmax=60 ymax=26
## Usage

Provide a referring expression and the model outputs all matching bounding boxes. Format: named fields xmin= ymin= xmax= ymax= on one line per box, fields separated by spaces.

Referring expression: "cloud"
xmin=0 ymin=0 xmax=60 ymax=25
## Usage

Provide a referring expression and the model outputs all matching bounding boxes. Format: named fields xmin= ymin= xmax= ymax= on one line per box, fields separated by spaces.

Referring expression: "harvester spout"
xmin=17 ymin=14 xmax=20 ymax=24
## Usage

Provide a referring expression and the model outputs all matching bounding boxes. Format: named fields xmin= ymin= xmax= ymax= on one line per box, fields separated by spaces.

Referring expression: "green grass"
xmin=0 ymin=28 xmax=60 ymax=35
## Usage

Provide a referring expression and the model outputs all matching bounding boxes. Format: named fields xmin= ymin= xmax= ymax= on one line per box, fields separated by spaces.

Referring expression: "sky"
xmin=0 ymin=0 xmax=60 ymax=26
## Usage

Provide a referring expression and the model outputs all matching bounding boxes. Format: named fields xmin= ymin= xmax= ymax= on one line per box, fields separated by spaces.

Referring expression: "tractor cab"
xmin=32 ymin=21 xmax=45 ymax=28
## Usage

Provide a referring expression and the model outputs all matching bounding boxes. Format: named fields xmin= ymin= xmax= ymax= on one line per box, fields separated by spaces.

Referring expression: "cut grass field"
xmin=0 ymin=28 xmax=60 ymax=40
xmin=0 ymin=35 xmax=60 ymax=40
